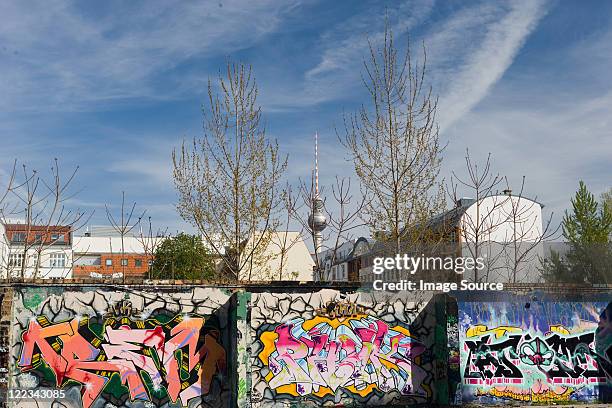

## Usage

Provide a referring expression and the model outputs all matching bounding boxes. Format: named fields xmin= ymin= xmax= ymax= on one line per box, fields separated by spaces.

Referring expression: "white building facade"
xmin=245 ymin=231 xmax=315 ymax=281
xmin=0 ymin=222 xmax=73 ymax=279
xmin=316 ymin=240 xmax=354 ymax=281
xmin=358 ymin=193 xmax=546 ymax=283
xmin=457 ymin=194 xmax=545 ymax=283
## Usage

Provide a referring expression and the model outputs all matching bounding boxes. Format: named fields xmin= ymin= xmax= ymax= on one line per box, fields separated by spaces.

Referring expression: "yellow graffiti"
xmin=259 ymin=315 xmax=392 ymax=398
xmin=477 ymin=387 xmax=574 ymax=402
xmin=549 ymin=325 xmax=570 ymax=335
xmin=258 ymin=331 xmax=278 ymax=366
xmin=466 ymin=325 xmax=521 ymax=339
xmin=258 ymin=314 xmax=432 ymax=398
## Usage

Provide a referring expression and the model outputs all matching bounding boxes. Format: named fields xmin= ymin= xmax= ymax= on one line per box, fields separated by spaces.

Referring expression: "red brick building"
xmin=72 ymin=236 xmax=157 ymax=279
xmin=3 ymin=224 xmax=71 ymax=246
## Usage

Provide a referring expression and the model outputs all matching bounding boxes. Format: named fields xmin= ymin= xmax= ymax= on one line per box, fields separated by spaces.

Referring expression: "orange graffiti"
xmin=19 ymin=314 xmax=225 ymax=408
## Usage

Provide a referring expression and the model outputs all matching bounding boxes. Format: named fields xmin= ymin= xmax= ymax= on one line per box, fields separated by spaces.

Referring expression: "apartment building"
xmin=315 ymin=237 xmax=372 ymax=282
xmin=0 ymin=222 xmax=72 ymax=278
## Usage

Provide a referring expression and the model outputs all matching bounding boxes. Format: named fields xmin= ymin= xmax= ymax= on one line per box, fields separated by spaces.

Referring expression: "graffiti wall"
xmin=458 ymin=299 xmax=612 ymax=404
xmin=4 ymin=284 xmax=611 ymax=407
xmin=10 ymin=286 xmax=232 ymax=408
xmin=246 ymin=289 xmax=445 ymax=407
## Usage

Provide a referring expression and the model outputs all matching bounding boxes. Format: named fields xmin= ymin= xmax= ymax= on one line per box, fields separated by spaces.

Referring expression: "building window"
xmin=9 ymin=253 xmax=24 ymax=267
xmin=34 ymin=233 xmax=43 ymax=243
xmin=135 ymin=259 xmax=142 ymax=267
xmin=73 ymin=255 xmax=101 ymax=266
xmin=50 ymin=253 xmax=66 ymax=268
xmin=50 ymin=233 xmax=65 ymax=243
xmin=106 ymin=259 xmax=113 ymax=266
xmin=12 ymin=232 xmax=26 ymax=243
xmin=148 ymin=260 xmax=153 ymax=266
xmin=121 ymin=259 xmax=128 ymax=266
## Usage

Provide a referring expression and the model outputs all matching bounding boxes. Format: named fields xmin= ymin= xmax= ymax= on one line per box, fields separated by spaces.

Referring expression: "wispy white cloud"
xmin=443 ymin=88 xmax=612 ymax=224
xmin=434 ymin=0 xmax=549 ymax=131
xmin=0 ymin=0 xmax=301 ymax=112
xmin=262 ymin=0 xmax=436 ymax=111
xmin=107 ymin=156 xmax=172 ymax=186
xmin=305 ymin=0 xmax=435 ymax=80
xmin=262 ymin=0 xmax=548 ymax=126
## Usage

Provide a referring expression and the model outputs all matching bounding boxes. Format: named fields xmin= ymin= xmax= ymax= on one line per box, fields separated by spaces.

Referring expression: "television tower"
xmin=308 ymin=132 xmax=327 ymax=254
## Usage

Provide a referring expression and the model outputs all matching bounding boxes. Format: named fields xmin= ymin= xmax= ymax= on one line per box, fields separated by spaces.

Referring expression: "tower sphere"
xmin=308 ymin=198 xmax=327 ymax=232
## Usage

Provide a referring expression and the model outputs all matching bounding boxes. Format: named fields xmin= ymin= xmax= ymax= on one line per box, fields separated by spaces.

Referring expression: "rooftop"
xmin=72 ymin=236 xmax=162 ymax=254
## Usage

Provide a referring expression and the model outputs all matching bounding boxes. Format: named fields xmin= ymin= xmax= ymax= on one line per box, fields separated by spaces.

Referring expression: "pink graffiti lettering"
xmin=19 ymin=315 xmax=225 ymax=408
xmin=262 ymin=316 xmax=428 ymax=397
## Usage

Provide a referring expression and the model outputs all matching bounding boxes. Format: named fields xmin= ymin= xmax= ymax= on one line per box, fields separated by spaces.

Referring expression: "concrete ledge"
xmin=0 ymin=279 xmax=609 ymax=293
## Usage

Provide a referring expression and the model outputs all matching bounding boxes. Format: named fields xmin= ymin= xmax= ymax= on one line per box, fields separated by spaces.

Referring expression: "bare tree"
xmin=105 ymin=191 xmax=145 ymax=283
xmin=265 ymin=184 xmax=305 ymax=280
xmin=0 ymin=161 xmax=23 ymax=278
xmin=448 ymin=151 xmax=560 ymax=283
xmin=0 ymin=159 xmax=90 ymax=280
xmin=339 ymin=21 xmax=445 ymax=253
xmin=136 ymin=216 xmax=168 ymax=279
xmin=291 ymin=175 xmax=366 ymax=281
xmin=448 ymin=150 xmax=509 ymax=282
xmin=173 ymin=61 xmax=287 ymax=281
xmin=498 ymin=177 xmax=560 ymax=283
xmin=324 ymin=177 xmax=368 ymax=276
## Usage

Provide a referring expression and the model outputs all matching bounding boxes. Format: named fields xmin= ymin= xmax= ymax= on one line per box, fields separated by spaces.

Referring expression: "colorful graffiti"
xmin=7 ymin=285 xmax=610 ymax=407
xmin=459 ymin=301 xmax=612 ymax=403
xmin=258 ymin=312 xmax=429 ymax=400
xmin=11 ymin=288 xmax=231 ymax=408
xmin=18 ymin=308 xmax=225 ymax=408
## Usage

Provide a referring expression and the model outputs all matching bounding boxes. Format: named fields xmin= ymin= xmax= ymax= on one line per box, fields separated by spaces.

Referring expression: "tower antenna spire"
xmin=315 ymin=131 xmax=319 ymax=196
xmin=308 ymin=131 xmax=327 ymax=270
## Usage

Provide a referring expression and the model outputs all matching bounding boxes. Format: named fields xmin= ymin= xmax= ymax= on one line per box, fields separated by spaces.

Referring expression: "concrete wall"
xmin=242 ymin=289 xmax=446 ymax=407
xmin=452 ymin=292 xmax=612 ymax=405
xmin=9 ymin=285 xmax=233 ymax=408
xmin=0 ymin=283 xmax=610 ymax=407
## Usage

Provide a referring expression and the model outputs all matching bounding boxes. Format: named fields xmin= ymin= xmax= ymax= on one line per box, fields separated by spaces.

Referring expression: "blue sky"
xmin=1 ymin=0 xmax=611 ymax=234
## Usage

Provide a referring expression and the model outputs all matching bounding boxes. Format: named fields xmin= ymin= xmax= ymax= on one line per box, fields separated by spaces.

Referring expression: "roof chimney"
xmin=456 ymin=197 xmax=476 ymax=208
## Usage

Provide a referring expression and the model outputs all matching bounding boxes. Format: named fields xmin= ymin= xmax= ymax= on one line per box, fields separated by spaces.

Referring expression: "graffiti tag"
xmin=103 ymin=300 xmax=140 ymax=319
xmin=18 ymin=314 xmax=226 ymax=408
xmin=314 ymin=300 xmax=366 ymax=319
xmin=259 ymin=315 xmax=429 ymax=399
xmin=463 ymin=324 xmax=612 ymax=402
